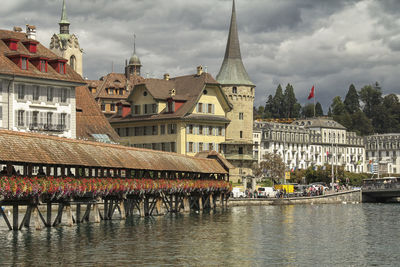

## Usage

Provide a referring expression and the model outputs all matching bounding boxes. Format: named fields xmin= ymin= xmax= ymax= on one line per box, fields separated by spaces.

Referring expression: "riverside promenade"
xmin=229 ymin=189 xmax=362 ymax=206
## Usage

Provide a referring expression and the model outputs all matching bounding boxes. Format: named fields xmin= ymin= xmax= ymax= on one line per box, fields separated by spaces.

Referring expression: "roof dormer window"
xmin=30 ymin=57 xmax=48 ymax=73
xmin=21 ymin=57 xmax=28 ymax=70
xmin=59 ymin=62 xmax=65 ymax=74
xmin=22 ymin=40 xmax=39 ymax=53
xmin=40 ymin=60 xmax=47 ymax=72
xmin=2 ymin=38 xmax=18 ymax=51
xmin=49 ymin=59 xmax=67 ymax=74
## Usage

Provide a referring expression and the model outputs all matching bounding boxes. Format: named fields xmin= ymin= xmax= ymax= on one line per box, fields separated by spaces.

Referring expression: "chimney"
xmin=164 ymin=73 xmax=170 ymax=80
xmin=197 ymin=65 xmax=203 ymax=76
xmin=13 ymin=26 xmax=22 ymax=32
xmin=26 ymin=24 xmax=36 ymax=40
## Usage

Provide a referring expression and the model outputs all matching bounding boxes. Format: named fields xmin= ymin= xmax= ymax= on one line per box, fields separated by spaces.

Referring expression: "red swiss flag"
xmin=308 ymin=85 xmax=315 ymax=100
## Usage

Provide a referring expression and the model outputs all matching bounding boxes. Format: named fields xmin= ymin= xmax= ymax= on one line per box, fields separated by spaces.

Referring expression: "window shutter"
xmin=196 ymin=103 xmax=199 ymax=112
xmin=66 ymin=114 xmax=71 ymax=130
xmin=186 ymin=125 xmax=189 ymax=133
xmin=215 ymin=143 xmax=219 ymax=152
xmin=186 ymin=142 xmax=189 ymax=153
xmin=222 ymin=128 xmax=225 ymax=136
xmin=57 ymin=113 xmax=61 ymax=126
xmin=205 ymin=143 xmax=209 ymax=151
xmin=24 ymin=110 xmax=29 ymax=127
xmin=212 ymin=104 xmax=215 ymax=114
xmin=67 ymin=89 xmax=71 ymax=103
xmin=14 ymin=110 xmax=18 ymax=127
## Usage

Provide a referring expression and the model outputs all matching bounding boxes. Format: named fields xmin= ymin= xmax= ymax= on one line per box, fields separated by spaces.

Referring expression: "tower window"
xmin=239 ymin=112 xmax=244 ymax=120
xmin=70 ymin=55 xmax=76 ymax=71
xmin=240 ymin=131 xmax=243 ymax=138
xmin=232 ymin=86 xmax=237 ymax=94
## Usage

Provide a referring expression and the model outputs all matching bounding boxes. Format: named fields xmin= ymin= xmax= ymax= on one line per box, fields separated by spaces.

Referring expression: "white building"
xmin=0 ymin=26 xmax=84 ymax=138
xmin=254 ymin=117 xmax=365 ymax=173
xmin=365 ymin=134 xmax=400 ymax=175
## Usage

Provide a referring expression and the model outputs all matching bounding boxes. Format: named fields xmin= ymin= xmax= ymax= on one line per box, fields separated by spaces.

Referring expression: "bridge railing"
xmin=362 ymin=177 xmax=400 ymax=191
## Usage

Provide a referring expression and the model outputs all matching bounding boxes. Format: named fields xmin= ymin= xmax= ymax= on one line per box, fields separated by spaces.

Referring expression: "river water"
xmin=1 ymin=203 xmax=399 ymax=266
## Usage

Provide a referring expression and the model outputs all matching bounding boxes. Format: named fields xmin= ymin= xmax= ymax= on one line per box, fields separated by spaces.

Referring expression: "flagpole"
xmin=313 ymin=85 xmax=316 ymax=118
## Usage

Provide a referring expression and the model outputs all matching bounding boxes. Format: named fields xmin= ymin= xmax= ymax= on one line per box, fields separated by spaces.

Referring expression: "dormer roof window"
xmin=7 ymin=54 xmax=30 ymax=70
xmin=2 ymin=38 xmax=19 ymax=51
xmin=49 ymin=59 xmax=67 ymax=74
xmin=22 ymin=40 xmax=39 ymax=53
xmin=30 ymin=57 xmax=49 ymax=73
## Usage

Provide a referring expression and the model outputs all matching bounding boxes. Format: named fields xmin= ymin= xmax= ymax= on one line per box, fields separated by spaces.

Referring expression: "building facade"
xmin=109 ymin=67 xmax=232 ymax=156
xmin=87 ymin=40 xmax=144 ymax=118
xmin=365 ymin=134 xmax=400 ymax=175
xmin=49 ymin=0 xmax=83 ymax=76
xmin=216 ymin=0 xmax=256 ymax=182
xmin=254 ymin=117 xmax=366 ymax=174
xmin=0 ymin=26 xmax=84 ymax=138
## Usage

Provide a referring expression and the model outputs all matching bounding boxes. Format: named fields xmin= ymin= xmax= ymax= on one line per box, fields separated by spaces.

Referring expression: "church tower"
xmin=50 ymin=0 xmax=83 ymax=76
xmin=217 ymin=0 xmax=256 ymax=183
xmin=125 ymin=35 xmax=142 ymax=79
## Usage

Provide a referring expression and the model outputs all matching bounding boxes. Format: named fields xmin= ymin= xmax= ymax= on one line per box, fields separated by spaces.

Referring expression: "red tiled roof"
xmin=110 ymin=72 xmax=230 ymax=123
xmin=88 ymin=73 xmax=145 ymax=100
xmin=0 ymin=29 xmax=84 ymax=84
xmin=0 ymin=130 xmax=227 ymax=174
xmin=195 ymin=150 xmax=235 ymax=171
xmin=75 ymin=85 xmax=121 ymax=143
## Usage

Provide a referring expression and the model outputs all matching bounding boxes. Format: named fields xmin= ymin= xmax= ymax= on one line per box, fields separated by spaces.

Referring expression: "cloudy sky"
xmin=1 ymin=0 xmax=400 ymax=111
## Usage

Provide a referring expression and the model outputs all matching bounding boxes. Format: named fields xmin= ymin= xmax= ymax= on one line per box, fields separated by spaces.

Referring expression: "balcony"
xmin=29 ymin=123 xmax=66 ymax=132
xmin=223 ymin=153 xmax=256 ymax=161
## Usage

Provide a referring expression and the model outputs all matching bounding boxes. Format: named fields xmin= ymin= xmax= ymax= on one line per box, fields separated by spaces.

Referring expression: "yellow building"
xmin=109 ymin=67 xmax=232 ymax=156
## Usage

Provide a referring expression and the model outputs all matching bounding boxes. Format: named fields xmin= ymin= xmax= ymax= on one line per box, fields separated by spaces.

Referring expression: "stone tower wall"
xmin=222 ymin=85 xmax=255 ymax=142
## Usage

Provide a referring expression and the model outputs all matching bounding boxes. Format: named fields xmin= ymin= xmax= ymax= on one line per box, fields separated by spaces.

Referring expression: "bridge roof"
xmin=0 ymin=130 xmax=227 ymax=174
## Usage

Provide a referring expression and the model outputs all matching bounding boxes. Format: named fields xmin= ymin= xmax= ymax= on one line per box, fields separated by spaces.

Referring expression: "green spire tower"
xmin=59 ymin=0 xmax=70 ymax=34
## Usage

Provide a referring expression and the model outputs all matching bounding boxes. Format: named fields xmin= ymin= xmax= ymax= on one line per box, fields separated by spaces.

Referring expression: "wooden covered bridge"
xmin=0 ymin=130 xmax=232 ymax=230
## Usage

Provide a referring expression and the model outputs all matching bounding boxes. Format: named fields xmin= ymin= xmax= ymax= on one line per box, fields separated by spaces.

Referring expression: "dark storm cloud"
xmin=1 ymin=0 xmax=399 ymax=111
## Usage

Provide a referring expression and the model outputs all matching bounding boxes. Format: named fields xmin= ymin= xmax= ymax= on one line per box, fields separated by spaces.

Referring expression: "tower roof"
xmin=59 ymin=0 xmax=70 ymax=25
xmin=128 ymin=34 xmax=141 ymax=66
xmin=216 ymin=0 xmax=254 ymax=86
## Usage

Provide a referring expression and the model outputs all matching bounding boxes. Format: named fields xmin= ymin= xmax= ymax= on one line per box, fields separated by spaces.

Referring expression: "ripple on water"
xmin=1 ymin=204 xmax=400 ymax=266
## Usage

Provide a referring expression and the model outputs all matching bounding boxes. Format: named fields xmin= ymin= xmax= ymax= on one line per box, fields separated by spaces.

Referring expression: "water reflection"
xmin=1 ymin=204 xmax=400 ymax=266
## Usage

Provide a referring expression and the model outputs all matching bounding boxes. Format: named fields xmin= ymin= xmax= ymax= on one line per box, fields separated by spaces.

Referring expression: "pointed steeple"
xmin=59 ymin=0 xmax=70 ymax=34
xmin=217 ymin=0 xmax=254 ymax=86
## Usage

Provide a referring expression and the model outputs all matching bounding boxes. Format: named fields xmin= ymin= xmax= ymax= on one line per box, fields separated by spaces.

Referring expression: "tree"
xmin=328 ymin=107 xmax=332 ymax=117
xmin=351 ymin=110 xmax=373 ymax=135
xmin=331 ymin=96 xmax=346 ymax=116
xmin=359 ymin=84 xmax=382 ymax=118
xmin=315 ymin=102 xmax=324 ymax=116
xmin=283 ymin=83 xmax=301 ymax=118
xmin=301 ymin=104 xmax=315 ymax=118
xmin=272 ymin=84 xmax=284 ymax=118
xmin=344 ymin=84 xmax=360 ymax=114
xmin=264 ymin=95 xmax=274 ymax=118
xmin=252 ymin=153 xmax=285 ymax=180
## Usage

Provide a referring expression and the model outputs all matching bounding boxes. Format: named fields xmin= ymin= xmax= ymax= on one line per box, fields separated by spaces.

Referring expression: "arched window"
xmin=70 ymin=55 xmax=76 ymax=71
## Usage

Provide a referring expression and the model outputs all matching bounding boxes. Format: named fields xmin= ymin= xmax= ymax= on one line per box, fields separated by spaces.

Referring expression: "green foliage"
xmin=258 ymin=179 xmax=274 ymax=187
xmin=253 ymin=152 xmax=285 ymax=179
xmin=351 ymin=110 xmax=373 ymax=135
xmin=283 ymin=83 xmax=301 ymax=118
xmin=301 ymin=103 xmax=315 ymax=118
xmin=315 ymin=102 xmax=324 ymax=116
xmin=344 ymin=84 xmax=360 ymax=114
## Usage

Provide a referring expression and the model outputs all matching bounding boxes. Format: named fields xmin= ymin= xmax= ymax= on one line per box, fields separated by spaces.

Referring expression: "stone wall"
xmin=228 ymin=190 xmax=362 ymax=206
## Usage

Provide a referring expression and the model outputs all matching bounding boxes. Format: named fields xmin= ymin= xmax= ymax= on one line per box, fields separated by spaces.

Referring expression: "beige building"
xmin=217 ymin=0 xmax=256 ymax=182
xmin=109 ymin=67 xmax=232 ymax=156
xmin=49 ymin=0 xmax=83 ymax=77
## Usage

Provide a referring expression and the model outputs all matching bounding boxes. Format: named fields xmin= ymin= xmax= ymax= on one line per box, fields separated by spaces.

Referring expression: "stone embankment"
xmin=229 ymin=190 xmax=362 ymax=206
